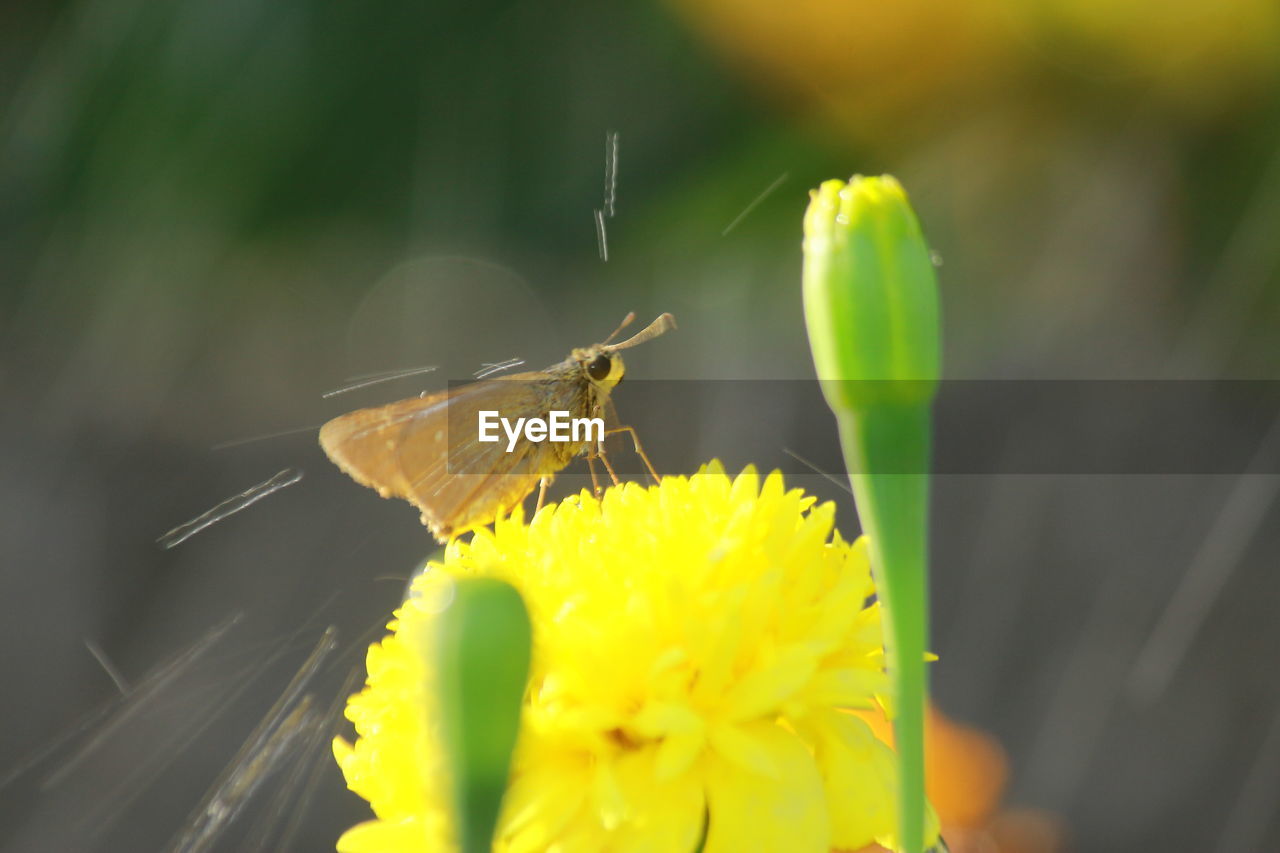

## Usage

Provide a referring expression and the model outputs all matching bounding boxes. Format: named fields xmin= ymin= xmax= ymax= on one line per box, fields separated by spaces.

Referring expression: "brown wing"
xmin=319 ymin=372 xmax=590 ymax=540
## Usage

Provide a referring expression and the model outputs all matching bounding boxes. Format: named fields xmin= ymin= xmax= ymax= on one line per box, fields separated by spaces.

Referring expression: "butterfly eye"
xmin=587 ymin=354 xmax=612 ymax=381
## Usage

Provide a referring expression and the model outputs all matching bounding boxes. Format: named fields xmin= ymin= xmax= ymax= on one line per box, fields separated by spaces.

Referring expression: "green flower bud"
xmin=803 ymin=174 xmax=942 ymax=853
xmin=434 ymin=577 xmax=532 ymax=853
xmin=803 ymin=175 xmax=940 ymax=412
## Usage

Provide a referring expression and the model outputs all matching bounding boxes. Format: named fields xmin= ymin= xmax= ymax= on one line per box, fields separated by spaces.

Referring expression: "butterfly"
xmin=320 ymin=312 xmax=675 ymax=541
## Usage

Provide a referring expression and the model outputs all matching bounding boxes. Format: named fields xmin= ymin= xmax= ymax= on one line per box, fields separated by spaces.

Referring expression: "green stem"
xmin=838 ymin=405 xmax=930 ymax=853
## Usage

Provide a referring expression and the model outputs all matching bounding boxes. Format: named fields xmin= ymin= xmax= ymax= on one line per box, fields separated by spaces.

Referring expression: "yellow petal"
xmin=335 ymin=817 xmax=432 ymax=853
xmin=708 ymin=720 xmax=779 ymax=778
xmin=800 ymin=668 xmax=888 ymax=707
xmin=703 ymin=722 xmax=830 ymax=853
xmin=612 ymin=749 xmax=706 ymax=853
xmin=654 ymin=728 xmax=707 ymax=781
xmin=500 ymin=755 xmax=590 ymax=850
xmin=807 ymin=709 xmax=897 ymax=849
xmin=722 ymin=646 xmax=819 ymax=721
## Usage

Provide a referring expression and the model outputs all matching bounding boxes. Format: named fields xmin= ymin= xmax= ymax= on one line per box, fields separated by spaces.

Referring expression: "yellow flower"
xmin=333 ymin=461 xmax=937 ymax=852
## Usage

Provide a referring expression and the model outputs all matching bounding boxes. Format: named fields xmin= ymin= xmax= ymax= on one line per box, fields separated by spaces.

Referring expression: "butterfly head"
xmin=572 ymin=345 xmax=626 ymax=391
xmin=564 ymin=312 xmax=676 ymax=393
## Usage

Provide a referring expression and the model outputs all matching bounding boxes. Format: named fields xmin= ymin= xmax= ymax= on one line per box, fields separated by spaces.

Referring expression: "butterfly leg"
xmin=535 ymin=476 xmax=550 ymax=513
xmin=603 ymin=425 xmax=659 ymax=484
xmin=586 ymin=452 xmax=604 ymax=496
xmin=596 ymin=440 xmax=622 ymax=487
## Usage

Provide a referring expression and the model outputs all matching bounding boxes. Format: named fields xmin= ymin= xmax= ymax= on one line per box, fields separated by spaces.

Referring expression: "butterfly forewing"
xmin=319 ymin=371 xmax=595 ymax=539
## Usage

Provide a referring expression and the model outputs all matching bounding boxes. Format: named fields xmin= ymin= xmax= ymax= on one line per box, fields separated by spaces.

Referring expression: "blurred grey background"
xmin=2 ymin=0 xmax=1279 ymax=851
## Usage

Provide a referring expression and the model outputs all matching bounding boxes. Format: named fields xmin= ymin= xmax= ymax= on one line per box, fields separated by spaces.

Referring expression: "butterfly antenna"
xmin=608 ymin=313 xmax=677 ymax=351
xmin=601 ymin=312 xmax=636 ymax=346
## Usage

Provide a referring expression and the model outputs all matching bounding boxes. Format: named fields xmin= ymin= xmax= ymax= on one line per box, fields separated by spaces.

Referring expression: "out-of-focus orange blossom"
xmin=1011 ymin=0 xmax=1280 ymax=112
xmin=664 ymin=0 xmax=1280 ymax=140
xmin=664 ymin=0 xmax=1012 ymax=144
xmin=848 ymin=705 xmax=1067 ymax=853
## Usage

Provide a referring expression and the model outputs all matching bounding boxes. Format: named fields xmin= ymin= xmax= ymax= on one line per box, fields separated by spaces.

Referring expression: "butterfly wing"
xmin=319 ymin=372 xmax=590 ymax=540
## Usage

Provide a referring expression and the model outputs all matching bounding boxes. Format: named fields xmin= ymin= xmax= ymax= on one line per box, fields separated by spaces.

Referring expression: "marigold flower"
xmin=333 ymin=461 xmax=938 ymax=852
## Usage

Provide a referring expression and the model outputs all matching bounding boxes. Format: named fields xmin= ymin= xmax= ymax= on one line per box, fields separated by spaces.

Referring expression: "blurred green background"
xmin=2 ymin=1 xmax=1279 ymax=851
